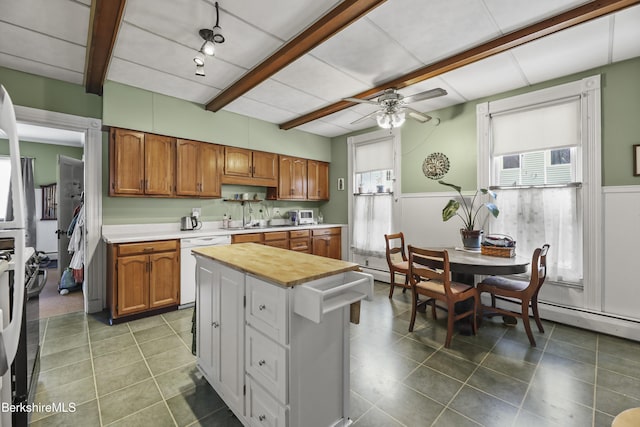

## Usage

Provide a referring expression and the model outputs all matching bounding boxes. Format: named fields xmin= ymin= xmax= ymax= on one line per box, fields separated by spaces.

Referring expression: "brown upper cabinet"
xmin=278 ymin=155 xmax=308 ymax=200
xmin=307 ymin=160 xmax=330 ymax=201
xmin=110 ymin=128 xmax=175 ymax=197
xmin=176 ymin=139 xmax=223 ymax=198
xmin=222 ymin=147 xmax=278 ymax=187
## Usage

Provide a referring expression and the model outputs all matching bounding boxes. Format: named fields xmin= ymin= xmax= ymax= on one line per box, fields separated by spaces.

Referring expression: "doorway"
xmin=13 ymin=105 xmax=103 ymax=316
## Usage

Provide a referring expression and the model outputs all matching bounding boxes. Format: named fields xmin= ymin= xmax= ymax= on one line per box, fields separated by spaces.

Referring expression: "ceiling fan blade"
xmin=403 ymin=88 xmax=447 ymax=104
xmin=344 ymin=97 xmax=379 ymax=105
xmin=350 ymin=110 xmax=379 ymax=125
xmin=405 ymin=107 xmax=432 ymax=123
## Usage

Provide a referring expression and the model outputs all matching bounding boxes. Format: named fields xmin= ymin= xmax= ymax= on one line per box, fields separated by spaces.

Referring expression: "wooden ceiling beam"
xmin=84 ymin=0 xmax=127 ymax=95
xmin=205 ymin=0 xmax=387 ymax=112
xmin=279 ymin=0 xmax=640 ymax=130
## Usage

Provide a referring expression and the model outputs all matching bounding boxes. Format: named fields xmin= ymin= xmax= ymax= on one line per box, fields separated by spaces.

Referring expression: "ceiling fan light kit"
xmin=347 ymin=87 xmax=447 ymax=130
xmin=193 ymin=2 xmax=225 ymax=76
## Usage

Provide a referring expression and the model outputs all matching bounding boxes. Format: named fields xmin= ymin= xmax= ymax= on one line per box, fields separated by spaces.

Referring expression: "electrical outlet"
xmin=192 ymin=208 xmax=201 ymax=218
xmin=274 ymin=208 xmax=280 ymax=217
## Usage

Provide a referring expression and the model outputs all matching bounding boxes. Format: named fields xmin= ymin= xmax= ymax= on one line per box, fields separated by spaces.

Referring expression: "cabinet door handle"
xmin=258 ymin=415 xmax=266 ymax=421
xmin=211 ymin=322 xmax=219 ymax=328
xmin=258 ymin=359 xmax=266 ymax=366
xmin=258 ymin=304 xmax=266 ymax=311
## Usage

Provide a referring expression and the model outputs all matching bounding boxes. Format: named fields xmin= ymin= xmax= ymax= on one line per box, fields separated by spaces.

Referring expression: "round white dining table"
xmin=444 ymin=248 xmax=530 ymax=277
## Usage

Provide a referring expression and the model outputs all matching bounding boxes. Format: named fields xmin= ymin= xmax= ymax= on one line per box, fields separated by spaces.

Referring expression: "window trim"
xmin=477 ymin=75 xmax=602 ymax=311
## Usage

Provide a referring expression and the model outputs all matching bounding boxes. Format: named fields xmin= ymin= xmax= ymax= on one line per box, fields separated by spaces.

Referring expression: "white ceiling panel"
xmin=611 ymin=5 xmax=640 ymax=62
xmin=123 ymin=0 xmax=282 ymax=70
xmin=221 ymin=0 xmax=342 ymax=41
xmin=398 ymin=77 xmax=466 ymax=113
xmin=439 ymin=51 xmax=528 ymax=101
xmin=0 ymin=53 xmax=84 ymax=85
xmin=271 ymin=55 xmax=370 ymax=102
xmin=0 ymin=0 xmax=90 ymax=46
xmin=309 ymin=18 xmax=423 ymax=86
xmin=111 ymin=23 xmax=245 ymax=91
xmin=0 ymin=22 xmax=86 ymax=72
xmin=483 ymin=0 xmax=591 ymax=33
xmin=511 ymin=16 xmax=611 ymax=84
xmin=243 ymin=79 xmax=326 ymax=115
xmin=225 ymin=96 xmax=298 ymax=124
xmin=319 ymin=107 xmax=372 ymax=129
xmin=366 ymin=0 xmax=500 ymax=65
xmin=108 ymin=58 xmax=220 ymax=104
xmin=295 ymin=120 xmax=353 ymax=138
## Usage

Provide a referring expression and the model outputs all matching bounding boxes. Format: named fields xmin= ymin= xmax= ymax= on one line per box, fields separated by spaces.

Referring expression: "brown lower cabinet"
xmin=230 ymin=227 xmax=338 ymax=258
xmin=312 ymin=227 xmax=342 ymax=259
xmin=107 ymin=239 xmax=180 ymax=320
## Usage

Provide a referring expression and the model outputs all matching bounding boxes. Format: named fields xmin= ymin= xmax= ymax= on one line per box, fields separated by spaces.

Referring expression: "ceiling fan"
xmin=346 ymin=87 xmax=447 ymax=129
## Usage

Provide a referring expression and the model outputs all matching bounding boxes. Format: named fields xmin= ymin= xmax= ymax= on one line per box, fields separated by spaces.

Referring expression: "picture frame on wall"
xmin=635 ymin=145 xmax=640 ymax=176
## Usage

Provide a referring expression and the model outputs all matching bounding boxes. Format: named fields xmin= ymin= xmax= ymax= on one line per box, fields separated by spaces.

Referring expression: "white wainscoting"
xmin=603 ymin=186 xmax=640 ymax=320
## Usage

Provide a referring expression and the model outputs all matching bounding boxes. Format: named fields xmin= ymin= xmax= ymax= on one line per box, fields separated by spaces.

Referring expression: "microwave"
xmin=289 ymin=209 xmax=314 ymax=225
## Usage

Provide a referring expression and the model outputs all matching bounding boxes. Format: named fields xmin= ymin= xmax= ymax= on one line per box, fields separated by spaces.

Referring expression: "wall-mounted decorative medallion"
xmin=422 ymin=152 xmax=450 ymax=180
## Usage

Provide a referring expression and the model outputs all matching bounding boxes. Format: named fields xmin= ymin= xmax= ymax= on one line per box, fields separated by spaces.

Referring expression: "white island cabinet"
xmin=193 ymin=243 xmax=373 ymax=427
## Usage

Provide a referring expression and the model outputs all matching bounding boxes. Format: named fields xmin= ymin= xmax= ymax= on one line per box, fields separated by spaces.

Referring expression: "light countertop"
xmin=102 ymin=222 xmax=346 ymax=244
xmin=192 ymin=243 xmax=360 ymax=287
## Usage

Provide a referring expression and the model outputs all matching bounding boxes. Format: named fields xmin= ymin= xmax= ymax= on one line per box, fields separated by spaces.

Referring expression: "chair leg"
xmin=445 ymin=302 xmax=455 ymax=348
xmin=531 ymin=295 xmax=544 ymax=333
xmin=402 ymin=274 xmax=408 ymax=294
xmin=431 ymin=300 xmax=438 ymax=320
xmin=521 ymin=302 xmax=536 ymax=347
xmin=471 ymin=294 xmax=478 ymax=335
xmin=388 ymin=271 xmax=395 ymax=299
xmin=490 ymin=293 xmax=497 ymax=308
xmin=408 ymin=290 xmax=418 ymax=332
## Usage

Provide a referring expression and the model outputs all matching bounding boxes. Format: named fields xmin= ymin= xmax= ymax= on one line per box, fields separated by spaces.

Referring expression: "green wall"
xmin=0 ymin=66 xmax=101 ymax=118
xmin=0 ymin=140 xmax=83 ymax=186
xmin=101 ymin=81 xmax=331 ymax=225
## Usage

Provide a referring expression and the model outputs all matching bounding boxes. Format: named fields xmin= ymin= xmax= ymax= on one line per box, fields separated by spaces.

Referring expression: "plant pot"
xmin=460 ymin=229 xmax=483 ymax=249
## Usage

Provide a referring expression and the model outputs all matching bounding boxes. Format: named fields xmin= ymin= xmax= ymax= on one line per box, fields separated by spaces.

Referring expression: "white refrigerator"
xmin=0 ymin=85 xmax=27 ymax=427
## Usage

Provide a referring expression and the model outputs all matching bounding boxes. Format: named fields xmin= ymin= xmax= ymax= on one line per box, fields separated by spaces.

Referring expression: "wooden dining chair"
xmin=407 ymin=246 xmax=479 ymax=348
xmin=384 ymin=232 xmax=411 ymax=298
xmin=477 ymin=244 xmax=550 ymax=347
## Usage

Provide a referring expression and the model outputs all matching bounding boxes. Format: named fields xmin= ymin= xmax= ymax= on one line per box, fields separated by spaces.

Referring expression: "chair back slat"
xmin=385 ymin=233 xmax=407 ymax=264
xmin=408 ymin=246 xmax=456 ymax=297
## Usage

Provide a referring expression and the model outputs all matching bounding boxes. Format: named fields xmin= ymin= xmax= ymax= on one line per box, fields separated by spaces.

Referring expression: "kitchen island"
xmin=192 ymin=243 xmax=373 ymax=427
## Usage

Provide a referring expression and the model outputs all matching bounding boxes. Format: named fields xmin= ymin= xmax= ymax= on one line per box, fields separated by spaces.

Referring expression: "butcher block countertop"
xmin=192 ymin=243 xmax=360 ymax=287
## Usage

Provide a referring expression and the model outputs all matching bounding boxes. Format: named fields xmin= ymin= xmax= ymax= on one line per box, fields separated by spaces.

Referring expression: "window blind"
xmin=491 ymin=97 xmax=581 ymax=156
xmin=355 ymin=138 xmax=393 ymax=173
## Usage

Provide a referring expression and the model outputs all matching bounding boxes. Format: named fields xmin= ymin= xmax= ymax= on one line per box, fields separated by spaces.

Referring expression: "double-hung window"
xmin=348 ymin=131 xmax=399 ymax=258
xmin=477 ymin=75 xmax=602 ymax=294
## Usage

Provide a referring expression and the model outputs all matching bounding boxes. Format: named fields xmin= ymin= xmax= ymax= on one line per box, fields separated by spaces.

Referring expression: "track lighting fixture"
xmin=193 ymin=2 xmax=226 ymax=76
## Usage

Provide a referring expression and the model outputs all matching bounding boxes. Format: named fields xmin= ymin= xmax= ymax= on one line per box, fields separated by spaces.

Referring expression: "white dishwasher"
xmin=180 ymin=235 xmax=231 ymax=307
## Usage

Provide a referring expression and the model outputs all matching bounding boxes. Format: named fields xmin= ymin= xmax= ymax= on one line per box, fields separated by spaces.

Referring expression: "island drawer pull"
xmin=258 ymin=359 xmax=266 ymax=366
xmin=258 ymin=414 xmax=266 ymax=421
xmin=258 ymin=304 xmax=266 ymax=311
xmin=211 ymin=321 xmax=219 ymax=328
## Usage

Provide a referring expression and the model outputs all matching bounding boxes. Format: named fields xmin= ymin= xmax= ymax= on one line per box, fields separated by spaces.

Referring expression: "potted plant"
xmin=439 ymin=180 xmax=499 ymax=249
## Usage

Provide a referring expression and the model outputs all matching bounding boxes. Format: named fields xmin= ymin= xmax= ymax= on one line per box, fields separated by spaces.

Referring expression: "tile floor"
xmin=31 ymin=282 xmax=640 ymax=426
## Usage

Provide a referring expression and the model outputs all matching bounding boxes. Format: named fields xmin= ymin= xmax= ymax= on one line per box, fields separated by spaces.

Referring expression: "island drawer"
xmin=246 ymin=326 xmax=287 ymax=404
xmin=246 ymin=377 xmax=287 ymax=427
xmin=293 ymin=271 xmax=373 ymax=323
xmin=246 ymin=276 xmax=288 ymax=345
xmin=117 ymin=239 xmax=178 ymax=256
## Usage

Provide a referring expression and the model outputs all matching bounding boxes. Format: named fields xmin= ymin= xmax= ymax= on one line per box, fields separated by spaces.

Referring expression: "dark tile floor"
xmin=31 ymin=281 xmax=640 ymax=426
